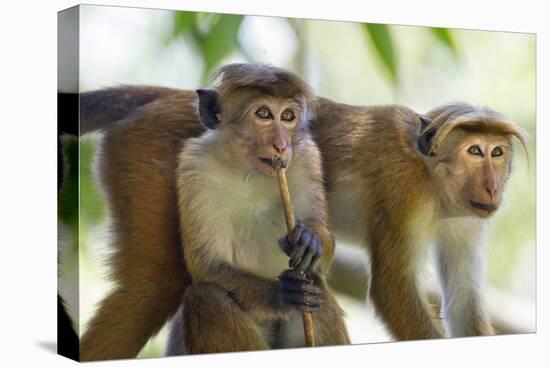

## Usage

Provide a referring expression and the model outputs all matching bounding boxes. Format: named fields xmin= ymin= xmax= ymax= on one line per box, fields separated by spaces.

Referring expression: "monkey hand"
xmin=278 ymin=220 xmax=323 ymax=274
xmin=277 ymin=269 xmax=324 ymax=313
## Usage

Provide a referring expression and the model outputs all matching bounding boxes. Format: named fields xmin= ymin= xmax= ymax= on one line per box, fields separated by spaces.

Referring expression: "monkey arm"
xmin=435 ymin=219 xmax=495 ymax=337
xmin=368 ymin=208 xmax=445 ymax=340
xmin=305 ymin=221 xmax=334 ymax=274
xmin=285 ymin=135 xmax=335 ymax=274
xmin=195 ymin=261 xmax=289 ymax=319
xmin=186 ymin=259 xmax=323 ymax=319
xmin=370 ymin=245 xmax=444 ymax=340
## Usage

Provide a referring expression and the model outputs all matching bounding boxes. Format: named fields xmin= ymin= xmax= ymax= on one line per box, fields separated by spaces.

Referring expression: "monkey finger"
xmin=293 ymin=304 xmax=322 ymax=313
xmin=284 ymin=291 xmax=324 ymax=306
xmin=280 ymin=278 xmax=322 ymax=295
xmin=278 ymin=236 xmax=293 ymax=256
xmin=279 ymin=269 xmax=309 ymax=282
xmin=307 ymin=252 xmax=322 ymax=274
xmin=292 ymin=231 xmax=319 ymax=270
xmin=286 ymin=292 xmax=325 ymax=308
xmin=289 ymin=238 xmax=310 ymax=269
xmin=296 ymin=227 xmax=313 ymax=248
xmin=305 ymin=237 xmax=322 ymax=273
xmin=288 ymin=220 xmax=306 ymax=246
xmin=296 ymin=247 xmax=315 ymax=273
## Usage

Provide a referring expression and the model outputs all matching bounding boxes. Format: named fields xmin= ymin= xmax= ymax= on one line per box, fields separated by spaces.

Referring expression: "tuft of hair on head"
xmin=423 ymin=102 xmax=529 ymax=158
xmin=211 ymin=63 xmax=315 ymax=106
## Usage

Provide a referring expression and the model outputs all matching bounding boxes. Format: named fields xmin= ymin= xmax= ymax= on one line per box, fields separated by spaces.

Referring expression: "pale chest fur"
xmin=183 ymin=146 xmax=314 ymax=279
xmin=218 ymin=178 xmax=290 ymax=278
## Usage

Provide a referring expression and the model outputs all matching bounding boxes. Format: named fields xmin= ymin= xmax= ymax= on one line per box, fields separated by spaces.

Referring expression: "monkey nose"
xmin=485 ymin=186 xmax=498 ymax=201
xmin=273 ymin=143 xmax=287 ymax=154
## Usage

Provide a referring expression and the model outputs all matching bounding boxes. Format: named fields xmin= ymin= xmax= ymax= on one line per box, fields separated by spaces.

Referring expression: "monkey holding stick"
xmin=170 ymin=64 xmax=349 ymax=354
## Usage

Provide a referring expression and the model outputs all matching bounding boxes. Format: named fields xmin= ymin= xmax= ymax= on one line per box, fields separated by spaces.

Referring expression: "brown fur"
xmin=177 ymin=277 xmax=348 ymax=354
xmin=425 ymin=102 xmax=528 ymax=157
xmin=311 ymin=100 xmax=442 ymax=339
xmin=79 ymin=66 xmax=348 ymax=360
xmin=78 ymin=82 xmax=525 ymax=355
xmin=214 ymin=63 xmax=315 ymax=104
xmin=175 ymin=64 xmax=348 ymax=352
xmin=311 ymin=98 xmax=526 ymax=339
xmin=79 ymin=89 xmax=203 ymax=360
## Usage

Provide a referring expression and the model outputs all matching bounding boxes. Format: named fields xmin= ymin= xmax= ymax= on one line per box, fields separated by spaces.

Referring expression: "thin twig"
xmin=275 ymin=165 xmax=315 ymax=347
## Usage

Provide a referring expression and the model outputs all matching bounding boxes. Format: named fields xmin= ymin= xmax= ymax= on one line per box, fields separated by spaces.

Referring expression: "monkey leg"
xmin=80 ymin=263 xmax=190 ymax=361
xmin=312 ymin=283 xmax=351 ymax=346
xmin=182 ymin=283 xmax=270 ymax=354
xmin=80 ymin=109 xmax=196 ymax=361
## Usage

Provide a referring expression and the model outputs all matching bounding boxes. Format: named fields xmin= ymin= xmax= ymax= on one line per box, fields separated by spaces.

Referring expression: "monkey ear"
xmin=419 ymin=115 xmax=431 ymax=129
xmin=417 ymin=115 xmax=436 ymax=156
xmin=196 ymin=89 xmax=221 ymax=129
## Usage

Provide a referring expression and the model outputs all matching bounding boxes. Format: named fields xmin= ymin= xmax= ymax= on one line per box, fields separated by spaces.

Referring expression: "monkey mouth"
xmin=259 ymin=157 xmax=287 ymax=170
xmin=259 ymin=157 xmax=275 ymax=167
xmin=469 ymin=201 xmax=498 ymax=213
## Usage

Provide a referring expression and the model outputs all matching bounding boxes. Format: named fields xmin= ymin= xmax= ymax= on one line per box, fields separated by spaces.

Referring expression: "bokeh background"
xmin=58 ymin=5 xmax=536 ymax=358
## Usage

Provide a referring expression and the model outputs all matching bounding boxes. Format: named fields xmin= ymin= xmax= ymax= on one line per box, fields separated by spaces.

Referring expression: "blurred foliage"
xmin=430 ymin=27 xmax=458 ymax=56
xmin=363 ymin=24 xmax=458 ymax=86
xmin=168 ymin=11 xmax=458 ymax=87
xmin=58 ymin=136 xmax=78 ymax=226
xmin=170 ymin=12 xmax=244 ymax=82
xmin=364 ymin=24 xmax=399 ymax=85
xmin=59 ymin=136 xmax=105 ymax=253
xmin=79 ymin=140 xmax=105 ymax=225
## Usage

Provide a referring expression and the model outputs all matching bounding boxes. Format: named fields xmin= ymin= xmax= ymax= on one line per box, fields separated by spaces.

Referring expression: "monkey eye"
xmin=467 ymin=145 xmax=483 ymax=156
xmin=255 ymin=107 xmax=272 ymax=120
xmin=491 ymin=146 xmax=504 ymax=157
xmin=281 ymin=109 xmax=296 ymax=122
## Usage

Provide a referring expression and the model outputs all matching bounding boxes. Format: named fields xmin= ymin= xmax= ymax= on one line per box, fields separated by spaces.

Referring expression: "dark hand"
xmin=278 ymin=220 xmax=323 ymax=273
xmin=277 ymin=269 xmax=324 ymax=313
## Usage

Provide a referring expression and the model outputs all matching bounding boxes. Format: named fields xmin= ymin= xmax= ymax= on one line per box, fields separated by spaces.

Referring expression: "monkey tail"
xmin=59 ymin=86 xmax=178 ymax=135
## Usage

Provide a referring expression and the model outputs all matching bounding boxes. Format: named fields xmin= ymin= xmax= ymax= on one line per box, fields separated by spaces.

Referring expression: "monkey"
xmin=76 ymin=64 xmax=348 ymax=360
xmin=310 ymin=99 xmax=528 ymax=339
xmin=73 ymin=77 xmax=527 ymax=355
xmin=170 ymin=63 xmax=349 ymax=353
xmin=77 ymin=86 xmax=202 ymax=360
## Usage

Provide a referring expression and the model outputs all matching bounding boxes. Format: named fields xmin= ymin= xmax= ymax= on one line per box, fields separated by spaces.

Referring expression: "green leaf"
xmin=58 ymin=137 xmax=105 ymax=254
xmin=197 ymin=14 xmax=244 ymax=81
xmin=364 ymin=24 xmax=398 ymax=85
xmin=58 ymin=136 xmax=79 ymax=225
xmin=79 ymin=139 xmax=105 ymax=226
xmin=173 ymin=11 xmax=196 ymax=36
xmin=162 ymin=11 xmax=198 ymax=45
xmin=430 ymin=27 xmax=458 ymax=55
xmin=58 ymin=138 xmax=105 ymax=225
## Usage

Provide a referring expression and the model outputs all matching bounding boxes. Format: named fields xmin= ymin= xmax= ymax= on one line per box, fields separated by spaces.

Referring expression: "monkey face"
xmin=197 ymin=87 xmax=308 ymax=178
xmin=243 ymin=97 xmax=304 ymax=177
xmin=432 ymin=131 xmax=512 ymax=218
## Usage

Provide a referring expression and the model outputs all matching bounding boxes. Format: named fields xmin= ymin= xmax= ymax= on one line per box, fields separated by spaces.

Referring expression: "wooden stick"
xmin=275 ymin=166 xmax=315 ymax=348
